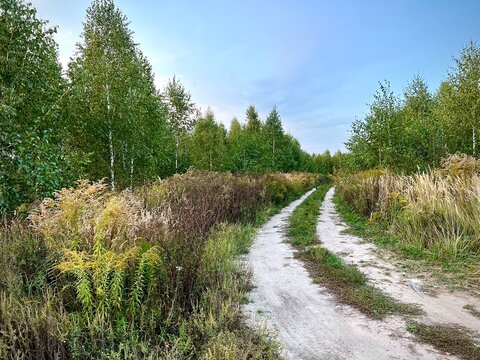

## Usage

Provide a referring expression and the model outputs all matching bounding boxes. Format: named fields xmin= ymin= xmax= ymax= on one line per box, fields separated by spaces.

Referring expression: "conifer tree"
xmin=245 ymin=105 xmax=262 ymax=132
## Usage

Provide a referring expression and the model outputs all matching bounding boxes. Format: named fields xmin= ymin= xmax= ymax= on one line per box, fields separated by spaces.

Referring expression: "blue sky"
xmin=32 ymin=0 xmax=480 ymax=153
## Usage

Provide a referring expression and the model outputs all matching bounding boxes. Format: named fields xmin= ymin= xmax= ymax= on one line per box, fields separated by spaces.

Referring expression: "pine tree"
xmin=245 ymin=105 xmax=262 ymax=132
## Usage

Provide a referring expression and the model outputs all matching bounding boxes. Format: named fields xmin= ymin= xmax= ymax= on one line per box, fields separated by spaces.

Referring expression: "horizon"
xmin=32 ymin=0 xmax=480 ymax=153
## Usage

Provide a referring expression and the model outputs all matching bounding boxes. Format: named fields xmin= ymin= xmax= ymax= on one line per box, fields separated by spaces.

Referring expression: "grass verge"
xmin=288 ymin=185 xmax=421 ymax=320
xmin=332 ymin=191 xmax=427 ymax=261
xmin=192 ymin=223 xmax=281 ymax=359
xmin=288 ymin=185 xmax=329 ymax=247
xmin=297 ymin=246 xmax=422 ymax=319
xmin=407 ymin=322 xmax=480 ymax=360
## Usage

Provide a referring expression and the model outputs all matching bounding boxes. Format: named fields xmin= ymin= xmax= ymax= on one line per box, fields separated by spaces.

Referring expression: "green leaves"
xmin=1 ymin=0 xmax=319 ymax=215
xmin=223 ymin=105 xmax=315 ymax=173
xmin=161 ymin=76 xmax=197 ymax=173
xmin=189 ymin=109 xmax=227 ymax=171
xmin=346 ymin=42 xmax=480 ymax=173
xmin=67 ymin=0 xmax=170 ymax=189
xmin=0 ymin=0 xmax=85 ymax=213
xmin=440 ymin=42 xmax=480 ymax=156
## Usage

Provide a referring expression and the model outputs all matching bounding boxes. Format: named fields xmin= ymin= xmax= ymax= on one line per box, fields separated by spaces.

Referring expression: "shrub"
xmin=144 ymin=170 xmax=322 ymax=238
xmin=152 ymin=170 xmax=264 ymax=238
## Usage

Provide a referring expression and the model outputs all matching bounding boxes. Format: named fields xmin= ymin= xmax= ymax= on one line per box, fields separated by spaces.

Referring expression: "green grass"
xmin=288 ymin=184 xmax=331 ymax=247
xmin=334 ymin=187 xmax=476 ymax=264
xmin=288 ymin=186 xmax=421 ymax=319
xmin=332 ymin=192 xmax=417 ymax=254
xmin=334 ymin=190 xmax=459 ymax=263
xmin=407 ymin=322 xmax=480 ymax=360
xmin=255 ymin=183 xmax=326 ymax=228
xmin=230 ymin=223 xmax=257 ymax=255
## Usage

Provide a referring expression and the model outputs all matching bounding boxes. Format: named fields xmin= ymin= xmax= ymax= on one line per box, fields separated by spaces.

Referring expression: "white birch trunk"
xmin=130 ymin=157 xmax=134 ymax=188
xmin=106 ymin=82 xmax=115 ymax=190
xmin=175 ymin=136 xmax=179 ymax=173
xmin=109 ymin=129 xmax=115 ymax=190
xmin=473 ymin=126 xmax=476 ymax=156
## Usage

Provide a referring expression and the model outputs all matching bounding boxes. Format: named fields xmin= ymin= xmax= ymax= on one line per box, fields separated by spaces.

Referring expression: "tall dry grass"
xmin=336 ymin=154 xmax=480 ymax=264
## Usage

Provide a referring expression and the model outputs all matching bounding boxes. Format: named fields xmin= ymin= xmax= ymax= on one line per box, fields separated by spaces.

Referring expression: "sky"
xmin=31 ymin=0 xmax=480 ymax=153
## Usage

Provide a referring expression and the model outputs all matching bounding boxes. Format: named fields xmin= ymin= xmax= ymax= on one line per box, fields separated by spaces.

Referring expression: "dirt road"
xmin=244 ymin=188 xmax=474 ymax=359
xmin=318 ymin=187 xmax=480 ymax=332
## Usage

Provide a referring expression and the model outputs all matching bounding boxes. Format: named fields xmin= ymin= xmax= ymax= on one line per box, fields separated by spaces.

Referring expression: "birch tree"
xmin=264 ymin=106 xmax=284 ymax=171
xmin=66 ymin=0 xmax=164 ymax=189
xmin=440 ymin=42 xmax=480 ymax=156
xmin=161 ymin=76 xmax=196 ymax=173
xmin=189 ymin=108 xmax=226 ymax=171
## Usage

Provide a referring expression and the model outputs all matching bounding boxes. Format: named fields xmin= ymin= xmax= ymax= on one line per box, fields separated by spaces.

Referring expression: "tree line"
xmin=345 ymin=42 xmax=480 ymax=173
xmin=0 ymin=0 xmax=337 ymax=213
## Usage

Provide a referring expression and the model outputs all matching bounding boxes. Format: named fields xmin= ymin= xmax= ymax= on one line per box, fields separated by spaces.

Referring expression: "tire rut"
xmin=244 ymin=189 xmax=448 ymax=359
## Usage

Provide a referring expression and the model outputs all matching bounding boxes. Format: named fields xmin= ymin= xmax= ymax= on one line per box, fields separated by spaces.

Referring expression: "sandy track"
xmin=318 ymin=187 xmax=480 ymax=333
xmin=244 ymin=189 xmax=447 ymax=360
